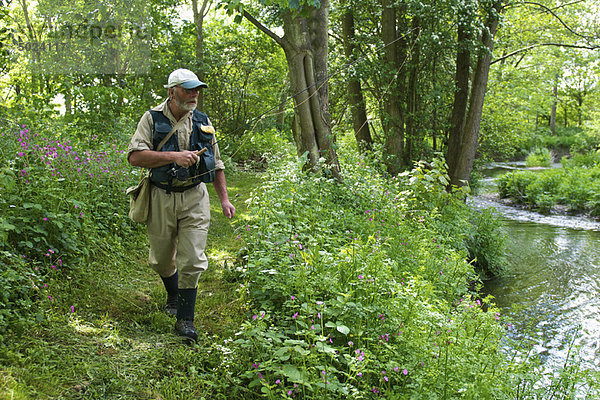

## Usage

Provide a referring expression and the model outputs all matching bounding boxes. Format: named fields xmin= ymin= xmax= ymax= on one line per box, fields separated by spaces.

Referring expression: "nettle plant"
xmin=231 ymin=155 xmax=517 ymax=398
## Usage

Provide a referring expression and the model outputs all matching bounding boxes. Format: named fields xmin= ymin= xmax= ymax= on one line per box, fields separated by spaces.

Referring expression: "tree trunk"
xmin=381 ymin=0 xmax=405 ymax=174
xmin=243 ymin=3 xmax=341 ymax=180
xmin=449 ymin=1 xmax=501 ymax=188
xmin=446 ymin=10 xmax=472 ymax=183
xmin=192 ymin=0 xmax=211 ymax=111
xmin=306 ymin=1 xmax=340 ymax=178
xmin=550 ymin=75 xmax=557 ymax=135
xmin=341 ymin=2 xmax=372 ymax=151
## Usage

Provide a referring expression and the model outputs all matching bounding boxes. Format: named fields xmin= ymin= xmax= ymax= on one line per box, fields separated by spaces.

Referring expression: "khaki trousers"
xmin=146 ymin=183 xmax=210 ymax=289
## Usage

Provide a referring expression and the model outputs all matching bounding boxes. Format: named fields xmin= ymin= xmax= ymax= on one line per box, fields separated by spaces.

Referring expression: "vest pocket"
xmin=154 ymin=123 xmax=178 ymax=152
xmin=191 ymin=149 xmax=215 ymax=183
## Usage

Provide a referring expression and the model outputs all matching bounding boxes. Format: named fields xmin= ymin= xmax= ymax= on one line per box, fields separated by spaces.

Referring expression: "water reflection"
xmin=472 ymin=196 xmax=600 ymax=232
xmin=484 ymin=221 xmax=600 ymax=367
xmin=472 ymin=164 xmax=600 ymax=371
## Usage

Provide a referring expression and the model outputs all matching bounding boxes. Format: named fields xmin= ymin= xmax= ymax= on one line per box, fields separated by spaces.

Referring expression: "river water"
xmin=470 ymin=163 xmax=600 ymax=372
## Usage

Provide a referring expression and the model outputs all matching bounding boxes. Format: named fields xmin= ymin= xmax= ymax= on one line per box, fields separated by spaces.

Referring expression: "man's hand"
xmin=213 ymin=169 xmax=235 ymax=219
xmin=173 ymin=150 xmax=199 ymax=168
xmin=221 ymin=200 xmax=236 ymax=219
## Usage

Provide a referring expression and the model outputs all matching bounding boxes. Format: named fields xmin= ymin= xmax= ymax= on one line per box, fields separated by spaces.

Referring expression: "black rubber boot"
xmin=175 ymin=288 xmax=198 ymax=342
xmin=161 ymin=271 xmax=178 ymax=317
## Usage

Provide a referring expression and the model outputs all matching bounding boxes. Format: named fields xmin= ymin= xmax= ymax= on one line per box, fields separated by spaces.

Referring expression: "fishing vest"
xmin=149 ymin=109 xmax=216 ymax=190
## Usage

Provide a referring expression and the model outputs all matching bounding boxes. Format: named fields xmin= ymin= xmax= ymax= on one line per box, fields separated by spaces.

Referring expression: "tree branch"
xmin=18 ymin=0 xmax=37 ymax=41
xmin=548 ymin=0 xmax=589 ymax=11
xmin=519 ymin=1 xmax=595 ymax=41
xmin=200 ymin=0 xmax=212 ymax=18
xmin=491 ymin=42 xmax=599 ymax=65
xmin=243 ymin=10 xmax=284 ymax=47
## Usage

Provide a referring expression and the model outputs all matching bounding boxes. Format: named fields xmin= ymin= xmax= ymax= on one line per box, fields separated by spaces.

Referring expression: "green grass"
xmin=0 ymin=171 xmax=259 ymax=399
xmin=199 ymin=171 xmax=257 ymax=336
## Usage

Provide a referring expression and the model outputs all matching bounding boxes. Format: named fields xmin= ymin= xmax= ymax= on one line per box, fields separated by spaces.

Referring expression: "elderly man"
xmin=128 ymin=68 xmax=235 ymax=341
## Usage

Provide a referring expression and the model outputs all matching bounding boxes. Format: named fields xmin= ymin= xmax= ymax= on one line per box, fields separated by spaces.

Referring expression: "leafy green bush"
xmin=541 ymin=133 xmax=579 ymax=151
xmin=0 ymin=119 xmax=141 ymax=329
xmin=562 ymin=151 xmax=600 ymax=168
xmin=497 ymin=170 xmax=560 ymax=213
xmin=227 ymin=153 xmax=534 ymax=398
xmin=497 ymin=170 xmax=537 ymax=203
xmin=514 ymin=127 xmax=599 ymax=163
xmin=525 ymin=147 xmax=553 ymax=167
xmin=465 ymin=208 xmax=508 ymax=279
xmin=0 ymin=251 xmax=43 ymax=337
xmin=497 ymin=159 xmax=600 ymax=215
xmin=588 ymin=183 xmax=600 ymax=217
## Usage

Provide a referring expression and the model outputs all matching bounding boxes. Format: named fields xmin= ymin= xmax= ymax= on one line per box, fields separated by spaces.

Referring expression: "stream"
xmin=470 ymin=163 xmax=600 ymax=372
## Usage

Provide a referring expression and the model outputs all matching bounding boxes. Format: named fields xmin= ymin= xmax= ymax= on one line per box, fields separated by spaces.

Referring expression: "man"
xmin=128 ymin=68 xmax=235 ymax=341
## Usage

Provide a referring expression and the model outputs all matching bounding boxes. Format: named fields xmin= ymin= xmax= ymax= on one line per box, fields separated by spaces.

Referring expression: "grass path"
xmin=0 ymin=172 xmax=260 ymax=400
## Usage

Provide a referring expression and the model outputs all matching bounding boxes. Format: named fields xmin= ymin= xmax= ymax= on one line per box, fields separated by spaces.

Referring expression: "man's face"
xmin=171 ymin=85 xmax=200 ymax=112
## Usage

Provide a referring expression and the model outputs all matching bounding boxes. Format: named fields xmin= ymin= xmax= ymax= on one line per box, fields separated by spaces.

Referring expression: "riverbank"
xmin=210 ymin=155 xmax=600 ymax=398
xmin=3 ymin=155 xmax=599 ymax=398
xmin=478 ymin=191 xmax=594 ymax=218
xmin=492 ymin=155 xmax=600 ymax=220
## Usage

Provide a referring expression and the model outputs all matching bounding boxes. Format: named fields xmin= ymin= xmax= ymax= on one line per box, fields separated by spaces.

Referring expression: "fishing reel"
xmin=170 ymin=165 xmax=191 ymax=181
xmin=169 ymin=149 xmax=207 ymax=181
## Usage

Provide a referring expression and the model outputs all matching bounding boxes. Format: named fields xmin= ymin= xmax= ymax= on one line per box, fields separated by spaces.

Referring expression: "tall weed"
xmin=230 ymin=153 xmax=532 ymax=398
xmin=0 ymin=120 xmax=140 ymax=330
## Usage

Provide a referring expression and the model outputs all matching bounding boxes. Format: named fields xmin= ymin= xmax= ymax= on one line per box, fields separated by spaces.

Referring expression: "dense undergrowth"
xmin=0 ymin=122 xmax=141 ymax=335
xmin=498 ymin=152 xmax=600 ymax=216
xmin=1 ymin=118 xmax=599 ymax=398
xmin=228 ymin=150 xmax=600 ymax=399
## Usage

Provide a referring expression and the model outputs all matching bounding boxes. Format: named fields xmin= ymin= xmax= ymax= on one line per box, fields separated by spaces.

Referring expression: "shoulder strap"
xmin=155 ymin=114 xmax=188 ymax=151
xmin=139 ymin=112 xmax=188 ymax=180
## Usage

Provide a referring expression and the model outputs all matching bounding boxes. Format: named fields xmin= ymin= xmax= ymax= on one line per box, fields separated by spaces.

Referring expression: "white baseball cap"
xmin=164 ymin=68 xmax=208 ymax=89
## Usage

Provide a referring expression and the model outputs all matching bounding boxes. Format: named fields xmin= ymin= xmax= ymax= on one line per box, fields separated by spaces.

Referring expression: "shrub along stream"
xmin=229 ymin=151 xmax=600 ymax=398
xmin=497 ymin=152 xmax=600 ymax=216
xmin=0 ymin=121 xmax=598 ymax=398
